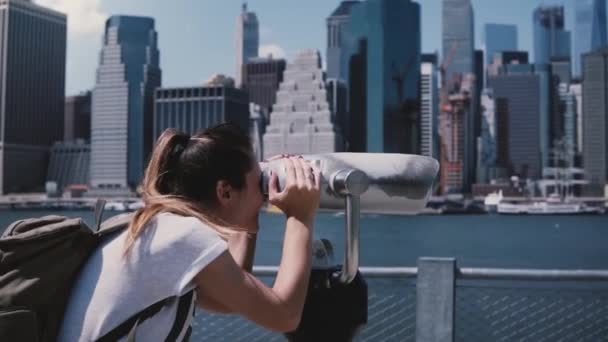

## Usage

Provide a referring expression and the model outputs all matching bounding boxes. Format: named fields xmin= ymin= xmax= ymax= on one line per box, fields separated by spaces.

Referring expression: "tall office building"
xmin=0 ymin=0 xmax=66 ymax=194
xmin=249 ymin=103 xmax=264 ymax=161
xmin=153 ymin=84 xmax=249 ymax=140
xmin=551 ymin=58 xmax=571 ymax=85
xmin=482 ymin=24 xmax=517 ymax=66
xmin=569 ymin=82 xmax=583 ymax=155
xmin=263 ymin=50 xmax=342 ymax=158
xmin=65 ymin=91 xmax=92 ymax=143
xmin=559 ymin=83 xmax=577 ymax=157
xmin=536 ymin=64 xmax=553 ymax=169
xmin=326 ymin=79 xmax=348 ymax=150
xmin=442 ymin=0 xmax=475 ymax=193
xmin=90 ymin=16 xmax=161 ymax=195
xmin=478 ymin=89 xmax=497 ymax=183
xmin=443 ymin=0 xmax=474 ymax=79
xmin=235 ymin=3 xmax=259 ymax=88
xmin=439 ymin=74 xmax=475 ymax=193
xmin=574 ymin=0 xmax=607 ymax=78
xmin=347 ymin=0 xmax=420 ymax=153
xmin=348 ymin=39 xmax=367 ymax=152
xmin=420 ymin=53 xmax=439 ymax=159
xmin=326 ymin=1 xmax=360 ymax=81
xmin=241 ymin=57 xmax=286 ymax=116
xmin=494 ymin=97 xmax=510 ymax=173
xmin=489 ymin=65 xmax=548 ymax=180
xmin=533 ymin=5 xmax=571 ymax=65
xmin=474 ymin=49 xmax=484 ymax=148
xmin=582 ymin=48 xmax=608 ymax=195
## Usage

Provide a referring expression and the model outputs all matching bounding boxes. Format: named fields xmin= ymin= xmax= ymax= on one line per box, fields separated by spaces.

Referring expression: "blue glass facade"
xmin=327 ymin=1 xmax=360 ymax=81
xmin=90 ymin=16 xmax=161 ymax=192
xmin=533 ymin=5 xmax=571 ymax=65
xmin=574 ymin=0 xmax=607 ymax=78
xmin=0 ymin=0 xmax=66 ymax=194
xmin=489 ymin=64 xmax=552 ymax=179
xmin=443 ymin=0 xmax=474 ymax=79
xmin=346 ymin=0 xmax=420 ymax=153
xmin=483 ymin=23 xmax=517 ymax=65
xmin=490 ymin=72 xmax=542 ymax=179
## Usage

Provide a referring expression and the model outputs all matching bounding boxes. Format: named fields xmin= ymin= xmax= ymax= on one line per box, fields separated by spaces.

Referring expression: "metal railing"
xmin=192 ymin=258 xmax=608 ymax=342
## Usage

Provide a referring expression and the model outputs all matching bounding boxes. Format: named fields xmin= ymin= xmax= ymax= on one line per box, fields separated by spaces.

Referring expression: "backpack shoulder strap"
xmin=165 ymin=290 xmax=196 ymax=342
xmin=95 ymin=290 xmax=195 ymax=342
xmin=96 ymin=212 xmax=134 ymax=237
xmin=95 ymin=295 xmax=175 ymax=342
xmin=94 ymin=199 xmax=107 ymax=231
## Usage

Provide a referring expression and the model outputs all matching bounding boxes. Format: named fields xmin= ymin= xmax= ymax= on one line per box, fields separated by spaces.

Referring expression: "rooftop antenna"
xmin=242 ymin=2 xmax=247 ymax=13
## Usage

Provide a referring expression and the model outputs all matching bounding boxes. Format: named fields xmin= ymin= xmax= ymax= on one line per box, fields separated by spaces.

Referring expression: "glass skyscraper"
xmin=443 ymin=0 xmax=474 ymax=79
xmin=0 ymin=0 xmax=66 ymax=194
xmin=483 ymin=23 xmax=517 ymax=66
xmin=533 ymin=5 xmax=571 ymax=65
xmin=326 ymin=1 xmax=360 ymax=82
xmin=347 ymin=0 xmax=421 ymax=153
xmin=582 ymin=48 xmax=608 ymax=196
xmin=235 ymin=3 xmax=259 ymax=87
xmin=90 ymin=16 xmax=161 ymax=194
xmin=441 ymin=0 xmax=475 ymax=193
xmin=489 ymin=69 xmax=543 ymax=179
xmin=489 ymin=64 xmax=553 ymax=180
xmin=574 ymin=0 xmax=607 ymax=78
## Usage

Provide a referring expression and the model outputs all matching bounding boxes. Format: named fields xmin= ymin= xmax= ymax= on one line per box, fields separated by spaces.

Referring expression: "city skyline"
xmin=39 ymin=0 xmax=579 ymax=95
xmin=3 ymin=0 xmax=604 ymax=196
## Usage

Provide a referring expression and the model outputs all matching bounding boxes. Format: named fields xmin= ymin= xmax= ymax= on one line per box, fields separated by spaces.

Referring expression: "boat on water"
xmin=484 ymin=190 xmax=503 ymax=213
xmin=104 ymin=201 xmax=127 ymax=211
xmin=495 ymin=193 xmax=604 ymax=215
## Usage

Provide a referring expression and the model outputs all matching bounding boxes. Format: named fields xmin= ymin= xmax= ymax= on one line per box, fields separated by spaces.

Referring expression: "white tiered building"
xmin=263 ymin=50 xmax=343 ymax=159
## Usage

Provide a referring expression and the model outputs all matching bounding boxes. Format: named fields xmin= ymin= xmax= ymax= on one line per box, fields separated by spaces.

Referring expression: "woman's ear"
xmin=216 ymin=180 xmax=232 ymax=206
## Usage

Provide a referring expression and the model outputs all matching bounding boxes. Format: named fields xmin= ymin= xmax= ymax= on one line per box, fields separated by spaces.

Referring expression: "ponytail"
xmin=124 ymin=125 xmax=254 ymax=256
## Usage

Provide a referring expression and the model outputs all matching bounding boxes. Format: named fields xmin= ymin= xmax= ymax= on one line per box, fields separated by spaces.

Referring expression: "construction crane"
xmin=438 ymin=41 xmax=462 ymax=194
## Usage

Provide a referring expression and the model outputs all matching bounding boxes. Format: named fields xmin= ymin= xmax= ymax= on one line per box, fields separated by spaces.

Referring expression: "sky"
xmin=36 ymin=0 xmax=576 ymax=95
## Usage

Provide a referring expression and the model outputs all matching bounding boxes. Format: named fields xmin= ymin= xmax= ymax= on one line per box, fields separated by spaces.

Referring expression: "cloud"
xmin=36 ymin=0 xmax=106 ymax=36
xmin=259 ymin=44 xmax=287 ymax=59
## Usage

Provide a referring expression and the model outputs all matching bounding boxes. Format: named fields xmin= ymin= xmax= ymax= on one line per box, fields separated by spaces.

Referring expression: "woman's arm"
xmin=195 ymin=158 xmax=320 ymax=331
xmin=197 ymin=230 xmax=258 ymax=314
xmin=195 ymin=215 xmax=312 ymax=332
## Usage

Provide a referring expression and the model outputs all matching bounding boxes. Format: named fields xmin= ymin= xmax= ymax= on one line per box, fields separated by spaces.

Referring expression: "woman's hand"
xmin=263 ymin=154 xmax=297 ymax=162
xmin=268 ymin=157 xmax=321 ymax=224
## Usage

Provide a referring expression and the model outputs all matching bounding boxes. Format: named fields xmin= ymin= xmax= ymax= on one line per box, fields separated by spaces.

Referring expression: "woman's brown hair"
xmin=124 ymin=123 xmax=255 ymax=254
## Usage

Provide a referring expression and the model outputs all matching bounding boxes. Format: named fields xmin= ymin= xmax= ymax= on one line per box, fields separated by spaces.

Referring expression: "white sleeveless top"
xmin=58 ymin=213 xmax=228 ymax=341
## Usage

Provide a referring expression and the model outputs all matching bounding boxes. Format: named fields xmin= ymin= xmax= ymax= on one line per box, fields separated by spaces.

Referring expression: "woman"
xmin=59 ymin=123 xmax=321 ymax=341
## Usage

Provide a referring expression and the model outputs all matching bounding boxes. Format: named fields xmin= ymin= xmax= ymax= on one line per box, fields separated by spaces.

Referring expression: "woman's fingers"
xmin=284 ymin=158 xmax=297 ymax=190
xmin=265 ymin=154 xmax=288 ymax=162
xmin=298 ymin=159 xmax=314 ymax=189
xmin=313 ymin=164 xmax=322 ymax=190
xmin=292 ymin=157 xmax=305 ymax=188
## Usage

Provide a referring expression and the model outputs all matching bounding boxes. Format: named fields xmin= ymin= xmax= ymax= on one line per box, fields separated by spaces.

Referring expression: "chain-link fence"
xmin=190 ymin=269 xmax=608 ymax=341
xmin=191 ymin=277 xmax=417 ymax=342
xmin=357 ymin=279 xmax=416 ymax=342
xmin=455 ymin=282 xmax=608 ymax=342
